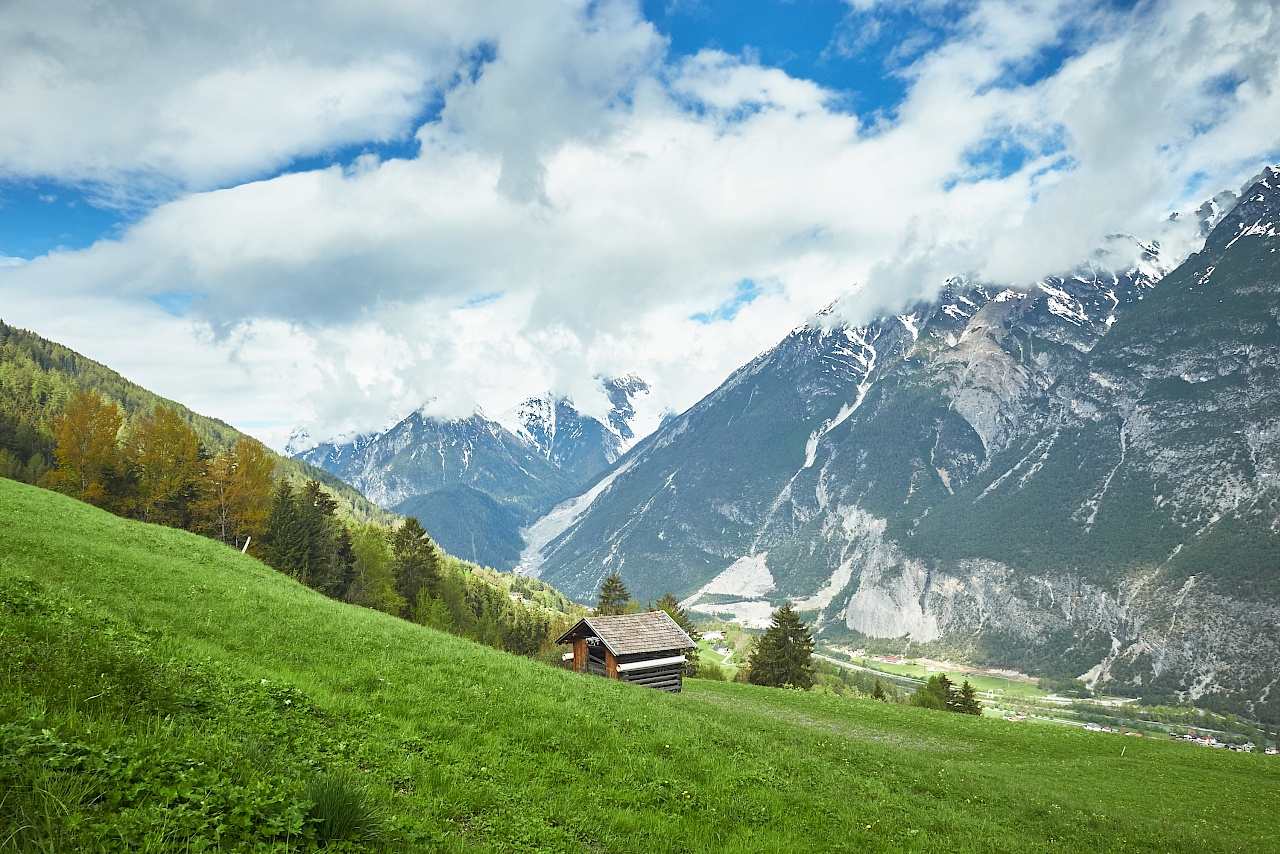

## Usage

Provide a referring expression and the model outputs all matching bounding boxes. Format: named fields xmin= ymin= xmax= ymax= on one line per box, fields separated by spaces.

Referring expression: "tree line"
xmin=27 ymin=389 xmax=579 ymax=659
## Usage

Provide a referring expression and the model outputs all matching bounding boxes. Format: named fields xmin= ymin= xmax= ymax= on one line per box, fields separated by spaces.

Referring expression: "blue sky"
xmin=1 ymin=0 xmax=1277 ymax=446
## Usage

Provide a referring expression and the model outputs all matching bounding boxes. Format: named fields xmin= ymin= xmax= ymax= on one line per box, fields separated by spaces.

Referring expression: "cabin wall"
xmin=620 ymin=663 xmax=683 ymax=693
xmin=586 ymin=645 xmax=608 ymax=677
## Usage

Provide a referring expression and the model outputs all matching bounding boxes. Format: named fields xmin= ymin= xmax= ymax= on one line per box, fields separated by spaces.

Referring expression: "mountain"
xmin=525 ymin=168 xmax=1280 ymax=723
xmin=293 ymin=375 xmax=653 ymax=567
xmin=0 ymin=320 xmax=395 ymax=526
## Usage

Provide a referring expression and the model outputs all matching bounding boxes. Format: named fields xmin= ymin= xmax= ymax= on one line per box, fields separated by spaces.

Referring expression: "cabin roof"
xmin=555 ymin=611 xmax=695 ymax=657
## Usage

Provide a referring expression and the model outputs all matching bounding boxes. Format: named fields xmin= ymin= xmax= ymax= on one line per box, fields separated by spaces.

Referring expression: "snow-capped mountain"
xmin=524 ymin=168 xmax=1280 ymax=723
xmin=292 ymin=376 xmax=654 ymax=569
xmin=495 ymin=375 xmax=652 ymax=485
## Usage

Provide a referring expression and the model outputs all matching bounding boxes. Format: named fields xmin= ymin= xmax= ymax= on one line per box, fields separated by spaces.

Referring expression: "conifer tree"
xmin=392 ymin=517 xmax=440 ymax=612
xmin=747 ymin=603 xmax=815 ymax=689
xmin=955 ymin=679 xmax=982 ymax=715
xmin=872 ymin=678 xmax=887 ymax=701
xmin=265 ymin=481 xmax=307 ymax=580
xmin=648 ymin=592 xmax=701 ymax=675
xmin=594 ymin=573 xmax=632 ymax=616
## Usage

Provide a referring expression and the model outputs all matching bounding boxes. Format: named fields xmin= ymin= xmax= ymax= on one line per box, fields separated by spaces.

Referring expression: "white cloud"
xmin=1 ymin=0 xmax=1278 ymax=449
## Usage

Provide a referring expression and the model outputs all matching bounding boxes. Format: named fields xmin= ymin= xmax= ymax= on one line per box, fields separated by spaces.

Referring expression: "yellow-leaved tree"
xmin=196 ymin=437 xmax=274 ymax=554
xmin=45 ymin=390 xmax=124 ymax=509
xmin=123 ymin=405 xmax=206 ymax=527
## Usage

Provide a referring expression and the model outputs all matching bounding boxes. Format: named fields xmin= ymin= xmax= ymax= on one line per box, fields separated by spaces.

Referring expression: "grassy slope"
xmin=2 ymin=478 xmax=1277 ymax=854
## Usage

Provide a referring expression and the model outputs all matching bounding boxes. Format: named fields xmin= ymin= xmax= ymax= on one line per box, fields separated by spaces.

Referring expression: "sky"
xmin=2 ymin=0 xmax=1279 ymax=450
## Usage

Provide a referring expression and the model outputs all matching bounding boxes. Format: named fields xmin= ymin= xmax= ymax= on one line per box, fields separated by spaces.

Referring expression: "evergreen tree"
xmin=298 ymin=479 xmax=354 ymax=598
xmin=594 ymin=573 xmax=632 ymax=616
xmin=747 ymin=603 xmax=815 ymax=689
xmin=265 ymin=481 xmax=307 ymax=580
xmin=392 ymin=517 xmax=440 ymax=612
xmin=955 ymin=679 xmax=982 ymax=715
xmin=648 ymin=592 xmax=701 ymax=675
xmin=910 ymin=674 xmax=957 ymax=711
xmin=872 ymin=678 xmax=887 ymax=701
xmin=262 ymin=479 xmax=353 ymax=595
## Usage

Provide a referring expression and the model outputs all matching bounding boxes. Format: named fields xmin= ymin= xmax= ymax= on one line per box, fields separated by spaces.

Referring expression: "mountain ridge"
xmin=294 ymin=376 xmax=655 ymax=568
xmin=524 ymin=168 xmax=1280 ymax=722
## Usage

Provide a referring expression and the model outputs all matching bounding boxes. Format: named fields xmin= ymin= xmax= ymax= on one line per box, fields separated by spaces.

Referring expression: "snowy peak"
xmin=283 ymin=426 xmax=315 ymax=457
xmin=497 ymin=374 xmax=654 ymax=466
xmin=1205 ymin=165 xmax=1280 ymax=253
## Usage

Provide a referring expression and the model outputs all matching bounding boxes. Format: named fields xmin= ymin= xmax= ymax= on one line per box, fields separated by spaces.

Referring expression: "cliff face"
xmin=527 ymin=169 xmax=1280 ymax=722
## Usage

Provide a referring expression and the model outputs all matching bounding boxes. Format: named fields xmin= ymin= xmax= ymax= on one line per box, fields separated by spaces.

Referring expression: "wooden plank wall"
xmin=620 ymin=663 xmax=683 ymax=693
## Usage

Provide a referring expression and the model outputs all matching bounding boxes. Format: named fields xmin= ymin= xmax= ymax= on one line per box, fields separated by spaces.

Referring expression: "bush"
xmin=697 ymin=661 xmax=727 ymax=681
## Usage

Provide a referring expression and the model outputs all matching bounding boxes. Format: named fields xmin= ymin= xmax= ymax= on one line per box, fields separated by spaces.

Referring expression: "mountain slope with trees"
xmin=0 ymin=319 xmax=395 ymax=526
xmin=292 ymin=377 xmax=655 ymax=569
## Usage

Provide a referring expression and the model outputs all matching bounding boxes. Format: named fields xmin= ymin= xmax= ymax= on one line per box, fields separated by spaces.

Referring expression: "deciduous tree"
xmin=47 ymin=390 xmax=124 ymax=509
xmin=124 ymin=405 xmax=206 ymax=527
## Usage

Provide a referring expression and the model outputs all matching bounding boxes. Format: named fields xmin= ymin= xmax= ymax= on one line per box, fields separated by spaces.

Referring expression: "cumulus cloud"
xmin=2 ymin=0 xmax=1279 ymax=447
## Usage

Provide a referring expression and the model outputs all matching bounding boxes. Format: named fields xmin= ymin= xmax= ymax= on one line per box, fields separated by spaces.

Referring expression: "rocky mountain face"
xmin=293 ymin=376 xmax=652 ymax=569
xmin=525 ymin=168 xmax=1280 ymax=723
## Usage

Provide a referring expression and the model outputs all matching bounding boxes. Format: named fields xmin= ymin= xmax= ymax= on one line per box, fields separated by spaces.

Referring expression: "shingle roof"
xmin=556 ymin=611 xmax=695 ymax=656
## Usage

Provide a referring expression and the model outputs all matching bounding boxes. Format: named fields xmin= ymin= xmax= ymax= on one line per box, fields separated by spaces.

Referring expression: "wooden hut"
xmin=556 ymin=611 xmax=695 ymax=693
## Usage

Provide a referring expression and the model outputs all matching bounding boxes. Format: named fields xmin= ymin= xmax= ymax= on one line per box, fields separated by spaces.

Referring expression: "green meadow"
xmin=852 ymin=659 xmax=1052 ymax=700
xmin=2 ymin=477 xmax=1278 ymax=853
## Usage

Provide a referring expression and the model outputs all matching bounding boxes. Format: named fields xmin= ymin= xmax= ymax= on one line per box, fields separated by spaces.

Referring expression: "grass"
xmin=2 ymin=477 xmax=1279 ymax=852
xmin=858 ymin=660 xmax=1048 ymax=699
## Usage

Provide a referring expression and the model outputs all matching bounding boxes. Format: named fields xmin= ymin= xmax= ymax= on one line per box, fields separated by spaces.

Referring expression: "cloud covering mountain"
xmin=1 ymin=0 xmax=1278 ymax=447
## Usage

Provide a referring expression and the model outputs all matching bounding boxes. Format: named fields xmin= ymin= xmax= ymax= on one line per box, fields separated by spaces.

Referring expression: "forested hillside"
xmin=0 ymin=319 xmax=394 ymax=525
xmin=0 ymin=319 xmax=586 ymax=658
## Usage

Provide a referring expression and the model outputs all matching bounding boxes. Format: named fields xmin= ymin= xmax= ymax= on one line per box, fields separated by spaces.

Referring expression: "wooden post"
xmin=573 ymin=639 xmax=588 ymax=673
xmin=605 ymin=650 xmax=618 ymax=680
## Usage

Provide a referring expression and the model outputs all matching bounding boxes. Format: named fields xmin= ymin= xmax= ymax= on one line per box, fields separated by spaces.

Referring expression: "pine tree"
xmin=872 ymin=678 xmax=887 ymax=701
xmin=955 ymin=679 xmax=982 ymax=715
xmin=594 ymin=573 xmax=632 ymax=616
xmin=911 ymin=673 xmax=958 ymax=711
xmin=747 ymin=603 xmax=815 ymax=689
xmin=648 ymin=592 xmax=701 ymax=675
xmin=392 ymin=517 xmax=441 ymax=612
xmin=265 ymin=482 xmax=307 ymax=580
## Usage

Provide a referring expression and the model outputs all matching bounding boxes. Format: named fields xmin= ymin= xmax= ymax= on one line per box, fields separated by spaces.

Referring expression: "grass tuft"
xmin=306 ymin=768 xmax=387 ymax=848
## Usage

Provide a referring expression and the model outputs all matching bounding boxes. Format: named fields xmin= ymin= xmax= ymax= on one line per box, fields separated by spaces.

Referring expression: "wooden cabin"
xmin=556 ymin=611 xmax=695 ymax=693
